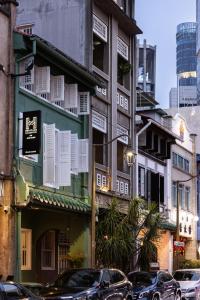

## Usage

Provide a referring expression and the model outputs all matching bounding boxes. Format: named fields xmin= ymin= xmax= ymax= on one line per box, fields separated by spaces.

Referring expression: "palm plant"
xmin=96 ymin=197 xmax=164 ymax=272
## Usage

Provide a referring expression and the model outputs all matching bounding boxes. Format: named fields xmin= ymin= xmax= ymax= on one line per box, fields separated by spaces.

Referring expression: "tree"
xmin=96 ymin=197 xmax=164 ymax=272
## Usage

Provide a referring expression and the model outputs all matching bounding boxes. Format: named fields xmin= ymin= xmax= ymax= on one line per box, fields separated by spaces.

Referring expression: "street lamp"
xmin=91 ymin=134 xmax=136 ymax=267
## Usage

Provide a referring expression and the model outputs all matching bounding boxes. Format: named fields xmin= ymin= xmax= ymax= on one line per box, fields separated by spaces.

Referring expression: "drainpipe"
xmin=135 ymin=120 xmax=152 ymax=196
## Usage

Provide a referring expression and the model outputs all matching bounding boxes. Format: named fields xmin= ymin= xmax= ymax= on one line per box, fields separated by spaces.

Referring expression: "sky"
xmin=135 ymin=0 xmax=196 ymax=108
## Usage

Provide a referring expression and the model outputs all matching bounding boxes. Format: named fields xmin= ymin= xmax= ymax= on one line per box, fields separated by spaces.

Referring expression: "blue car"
xmin=127 ymin=271 xmax=181 ymax=300
xmin=40 ymin=268 xmax=133 ymax=299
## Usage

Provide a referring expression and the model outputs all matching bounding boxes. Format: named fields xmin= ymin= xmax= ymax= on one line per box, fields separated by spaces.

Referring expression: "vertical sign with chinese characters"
xmin=22 ymin=111 xmax=41 ymax=155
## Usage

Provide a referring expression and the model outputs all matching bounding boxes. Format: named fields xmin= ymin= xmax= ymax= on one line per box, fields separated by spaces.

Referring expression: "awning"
xmin=27 ymin=189 xmax=91 ymax=214
xmin=160 ymin=222 xmax=176 ymax=231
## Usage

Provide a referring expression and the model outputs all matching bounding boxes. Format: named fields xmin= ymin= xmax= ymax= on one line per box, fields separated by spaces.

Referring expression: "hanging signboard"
xmin=22 ymin=110 xmax=41 ymax=155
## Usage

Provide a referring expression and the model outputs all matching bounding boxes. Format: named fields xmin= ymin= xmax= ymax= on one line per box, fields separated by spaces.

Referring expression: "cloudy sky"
xmin=135 ymin=0 xmax=196 ymax=108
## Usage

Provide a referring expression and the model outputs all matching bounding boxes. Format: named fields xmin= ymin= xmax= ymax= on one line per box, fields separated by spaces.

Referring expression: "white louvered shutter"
xmin=43 ymin=124 xmax=56 ymax=186
xmin=58 ymin=130 xmax=71 ymax=186
xmin=71 ymin=133 xmax=79 ymax=175
xmin=120 ymin=181 xmax=125 ymax=194
xmin=102 ymin=175 xmax=107 ymax=187
xmin=125 ymin=183 xmax=129 ymax=195
xmin=51 ymin=75 xmax=65 ymax=104
xmin=78 ymin=92 xmax=90 ymax=115
xmin=78 ymin=139 xmax=89 ymax=173
xmin=120 ymin=95 xmax=124 ymax=107
xmin=19 ymin=59 xmax=34 ymax=91
xmin=64 ymin=84 xmax=78 ymax=109
xmin=35 ymin=66 xmax=50 ymax=94
xmin=117 ymin=125 xmax=129 ymax=145
xmin=117 ymin=37 xmax=129 ymax=60
xmin=124 ymin=98 xmax=128 ymax=110
xmin=116 ymin=180 xmax=120 ymax=192
xmin=93 ymin=15 xmax=107 ymax=42
xmin=92 ymin=110 xmax=107 ymax=133
xmin=96 ymin=174 xmax=102 ymax=187
xmin=117 ymin=92 xmax=119 ymax=104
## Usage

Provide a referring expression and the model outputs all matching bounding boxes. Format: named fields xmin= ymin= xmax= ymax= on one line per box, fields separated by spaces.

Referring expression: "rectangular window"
xmin=21 ymin=229 xmax=32 ymax=270
xmin=185 ymin=186 xmax=191 ymax=211
xmin=178 ymin=156 xmax=184 ymax=169
xmin=179 ymin=184 xmax=184 ymax=209
xmin=172 ymin=152 xmax=178 ymax=166
xmin=172 ymin=181 xmax=177 ymax=207
xmin=41 ymin=231 xmax=55 ymax=270
xmin=138 ymin=166 xmax=145 ymax=197
xmin=184 ymin=159 xmax=190 ymax=173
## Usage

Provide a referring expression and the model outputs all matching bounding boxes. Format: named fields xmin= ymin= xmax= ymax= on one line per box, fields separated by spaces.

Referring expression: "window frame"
xmin=21 ymin=228 xmax=32 ymax=271
xmin=41 ymin=230 xmax=55 ymax=270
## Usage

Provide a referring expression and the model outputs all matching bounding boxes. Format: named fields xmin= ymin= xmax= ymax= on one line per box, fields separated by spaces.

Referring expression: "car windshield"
xmin=54 ymin=270 xmax=101 ymax=288
xmin=173 ymin=271 xmax=200 ymax=281
xmin=128 ymin=272 xmax=157 ymax=286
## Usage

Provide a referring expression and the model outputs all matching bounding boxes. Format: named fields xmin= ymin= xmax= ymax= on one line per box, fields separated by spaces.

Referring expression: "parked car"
xmin=0 ymin=281 xmax=42 ymax=299
xmin=20 ymin=282 xmax=44 ymax=296
xmin=40 ymin=268 xmax=133 ymax=299
xmin=173 ymin=269 xmax=200 ymax=300
xmin=127 ymin=270 xmax=181 ymax=300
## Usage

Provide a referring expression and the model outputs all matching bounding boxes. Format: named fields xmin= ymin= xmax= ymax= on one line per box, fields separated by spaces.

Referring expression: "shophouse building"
xmin=13 ymin=32 xmax=99 ymax=282
xmin=16 ymin=0 xmax=142 ymax=269
xmin=0 ymin=0 xmax=18 ymax=280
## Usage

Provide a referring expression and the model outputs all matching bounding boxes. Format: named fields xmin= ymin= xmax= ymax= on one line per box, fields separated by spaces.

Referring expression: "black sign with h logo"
xmin=22 ymin=110 xmax=41 ymax=155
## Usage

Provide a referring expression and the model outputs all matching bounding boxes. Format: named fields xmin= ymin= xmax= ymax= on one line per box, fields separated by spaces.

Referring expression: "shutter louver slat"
xmin=71 ymin=133 xmax=79 ymax=175
xmin=43 ymin=124 xmax=56 ymax=186
xmin=19 ymin=59 xmax=34 ymax=91
xmin=78 ymin=139 xmax=89 ymax=173
xmin=58 ymin=131 xmax=71 ymax=186
xmin=78 ymin=92 xmax=90 ymax=115
xmin=64 ymin=84 xmax=78 ymax=115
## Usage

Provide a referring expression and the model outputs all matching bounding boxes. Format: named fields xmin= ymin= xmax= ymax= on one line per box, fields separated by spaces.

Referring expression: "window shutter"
xmin=78 ymin=139 xmax=89 ymax=173
xmin=97 ymin=173 xmax=102 ymax=187
xmin=117 ymin=37 xmax=129 ymax=60
xmin=120 ymin=181 xmax=124 ymax=194
xmin=124 ymin=98 xmax=128 ymax=110
xmin=51 ymin=75 xmax=65 ymax=104
xmin=117 ymin=92 xmax=119 ymax=104
xmin=43 ymin=123 xmax=56 ymax=186
xmin=116 ymin=180 xmax=120 ymax=192
xmin=71 ymin=133 xmax=79 ymax=175
xmin=124 ymin=183 xmax=129 ymax=195
xmin=117 ymin=125 xmax=129 ymax=144
xmin=92 ymin=110 xmax=107 ymax=133
xmin=93 ymin=14 xmax=107 ymax=42
xmin=102 ymin=175 xmax=107 ymax=187
xmin=19 ymin=59 xmax=34 ymax=91
xmin=120 ymin=95 xmax=124 ymax=107
xmin=78 ymin=92 xmax=90 ymax=115
xmin=35 ymin=66 xmax=51 ymax=94
xmin=64 ymin=84 xmax=78 ymax=109
xmin=58 ymin=130 xmax=71 ymax=186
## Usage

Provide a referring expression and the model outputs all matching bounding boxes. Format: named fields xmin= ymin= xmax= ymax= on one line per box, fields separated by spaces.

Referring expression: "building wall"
xmin=0 ymin=2 xmax=17 ymax=280
xmin=16 ymin=0 xmax=91 ymax=67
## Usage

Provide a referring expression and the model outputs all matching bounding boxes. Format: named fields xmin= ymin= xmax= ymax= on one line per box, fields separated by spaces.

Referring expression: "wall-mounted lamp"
xmin=125 ymin=148 xmax=136 ymax=167
xmin=10 ymin=58 xmax=34 ymax=79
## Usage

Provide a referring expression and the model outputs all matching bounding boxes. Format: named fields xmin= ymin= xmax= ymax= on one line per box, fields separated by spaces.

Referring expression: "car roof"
xmin=175 ymin=269 xmax=200 ymax=272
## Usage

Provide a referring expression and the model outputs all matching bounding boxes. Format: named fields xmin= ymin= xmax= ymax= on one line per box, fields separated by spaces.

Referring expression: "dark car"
xmin=40 ymin=268 xmax=133 ymax=300
xmin=0 ymin=281 xmax=42 ymax=299
xmin=127 ymin=271 xmax=181 ymax=300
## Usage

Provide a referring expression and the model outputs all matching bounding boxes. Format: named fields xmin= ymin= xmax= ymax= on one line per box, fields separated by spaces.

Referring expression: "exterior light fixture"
xmin=126 ymin=148 xmax=136 ymax=167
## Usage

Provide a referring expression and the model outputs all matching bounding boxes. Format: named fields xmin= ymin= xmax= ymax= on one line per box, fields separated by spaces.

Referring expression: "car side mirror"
xmin=100 ymin=280 xmax=110 ymax=288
